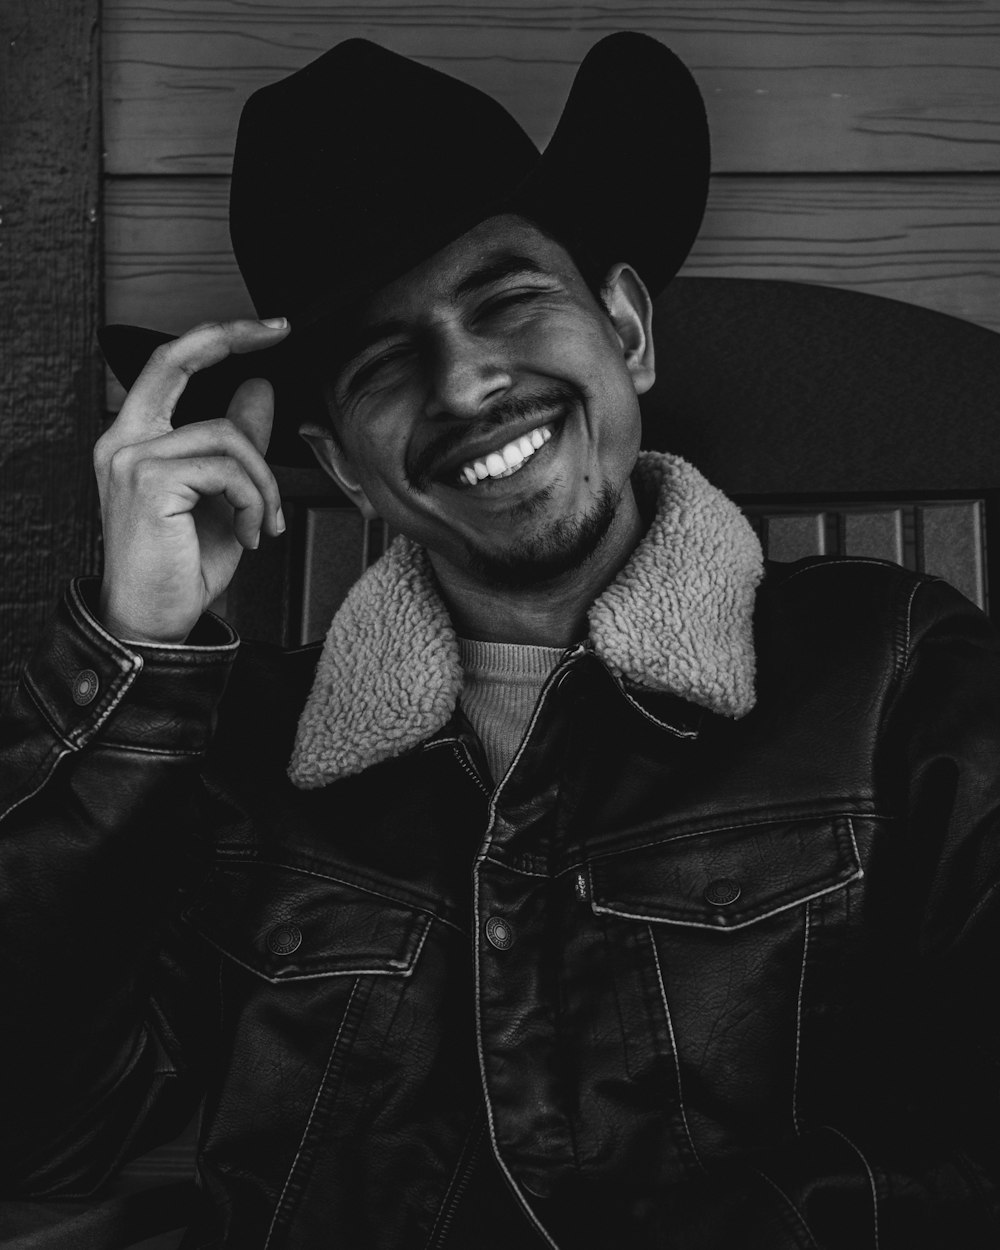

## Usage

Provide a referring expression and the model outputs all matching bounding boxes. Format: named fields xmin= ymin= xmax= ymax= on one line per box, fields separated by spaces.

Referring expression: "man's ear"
xmin=601 ymin=263 xmax=656 ymax=395
xmin=298 ymin=422 xmax=379 ymax=520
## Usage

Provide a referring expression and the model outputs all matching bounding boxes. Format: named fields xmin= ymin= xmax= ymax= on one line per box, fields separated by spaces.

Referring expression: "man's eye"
xmin=478 ymin=289 xmax=541 ymax=319
xmin=349 ymin=348 xmax=409 ymax=391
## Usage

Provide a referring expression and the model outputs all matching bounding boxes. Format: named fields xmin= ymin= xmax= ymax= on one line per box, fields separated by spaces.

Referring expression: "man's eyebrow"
xmin=452 ymin=252 xmax=549 ymax=299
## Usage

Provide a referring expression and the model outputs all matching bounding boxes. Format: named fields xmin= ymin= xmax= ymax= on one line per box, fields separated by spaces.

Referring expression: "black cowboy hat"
xmin=99 ymin=32 xmax=710 ymax=466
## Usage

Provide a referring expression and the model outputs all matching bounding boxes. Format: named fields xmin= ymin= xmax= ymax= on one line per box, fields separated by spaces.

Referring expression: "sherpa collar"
xmin=288 ymin=451 xmax=763 ymax=789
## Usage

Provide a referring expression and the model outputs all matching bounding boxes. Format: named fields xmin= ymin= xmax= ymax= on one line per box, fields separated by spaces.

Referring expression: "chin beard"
xmin=464 ymin=481 xmax=620 ymax=590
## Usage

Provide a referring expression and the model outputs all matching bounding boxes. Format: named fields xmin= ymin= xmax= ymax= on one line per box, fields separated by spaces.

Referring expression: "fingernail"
xmin=260 ymin=316 xmax=288 ymax=330
xmin=276 ymin=506 xmax=286 ymax=535
xmin=251 ymin=530 xmax=261 ymax=549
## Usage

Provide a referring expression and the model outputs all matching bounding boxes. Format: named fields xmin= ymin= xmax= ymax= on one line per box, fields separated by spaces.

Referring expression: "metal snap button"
xmin=485 ymin=915 xmax=514 ymax=950
xmin=266 ymin=924 xmax=302 ymax=955
xmin=704 ymin=877 xmax=742 ymax=907
xmin=72 ymin=669 xmax=99 ymax=706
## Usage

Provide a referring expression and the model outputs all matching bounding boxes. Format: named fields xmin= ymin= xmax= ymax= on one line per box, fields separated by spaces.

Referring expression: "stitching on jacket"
xmin=0 ymin=741 xmax=70 ymax=824
xmin=423 ymin=1115 xmax=486 ymax=1249
xmin=792 ymin=900 xmax=811 ymax=1135
xmin=22 ymin=674 xmax=76 ymax=748
xmin=647 ymin=925 xmax=706 ymax=1174
xmin=750 ymin=1168 xmax=822 ymax=1249
xmin=204 ymin=854 xmax=464 ymax=935
xmin=588 ymin=810 xmax=882 ymax=863
xmin=101 ymin=740 xmax=205 ymax=757
xmin=593 ymin=869 xmax=862 ymax=933
xmin=447 ymin=741 xmax=493 ymax=798
xmin=191 ymin=919 xmax=431 ymax=984
xmin=614 ymin=683 xmax=699 ymax=739
xmin=263 ymin=979 xmax=360 ymax=1249
xmin=823 ymin=1125 xmax=880 ymax=1250
xmin=778 ymin=557 xmax=912 ymax=586
xmin=896 ymin=577 xmax=922 ymax=683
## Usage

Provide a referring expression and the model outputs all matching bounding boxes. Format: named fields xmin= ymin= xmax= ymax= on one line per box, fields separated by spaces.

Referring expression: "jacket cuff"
xmin=21 ymin=578 xmax=239 ymax=754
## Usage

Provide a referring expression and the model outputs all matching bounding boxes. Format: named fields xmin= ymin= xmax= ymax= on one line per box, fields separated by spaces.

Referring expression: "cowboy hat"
xmin=100 ymin=32 xmax=710 ymax=466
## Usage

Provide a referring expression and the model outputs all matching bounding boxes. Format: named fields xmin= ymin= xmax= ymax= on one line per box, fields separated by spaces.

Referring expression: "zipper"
xmin=426 ymin=1113 xmax=487 ymax=1249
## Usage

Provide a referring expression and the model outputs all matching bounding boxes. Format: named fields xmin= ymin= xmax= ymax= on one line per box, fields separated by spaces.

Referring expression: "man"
xmin=2 ymin=32 xmax=999 ymax=1250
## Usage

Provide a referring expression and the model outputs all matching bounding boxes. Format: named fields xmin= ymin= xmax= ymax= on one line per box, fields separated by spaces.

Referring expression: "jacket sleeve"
xmin=0 ymin=577 xmax=239 ymax=1198
xmin=736 ymin=575 xmax=1000 ymax=1248
xmin=653 ymin=575 xmax=1000 ymax=1249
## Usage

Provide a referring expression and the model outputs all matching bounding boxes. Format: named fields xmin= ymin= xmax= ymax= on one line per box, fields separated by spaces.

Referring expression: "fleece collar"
xmin=288 ymin=452 xmax=763 ymax=789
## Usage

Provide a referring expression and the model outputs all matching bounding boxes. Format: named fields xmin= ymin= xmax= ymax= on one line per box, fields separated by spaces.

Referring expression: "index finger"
xmin=112 ymin=317 xmax=291 ymax=444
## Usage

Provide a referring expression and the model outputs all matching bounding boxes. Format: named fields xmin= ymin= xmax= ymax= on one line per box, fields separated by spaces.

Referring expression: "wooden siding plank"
xmin=103 ymin=173 xmax=1000 ymax=408
xmin=1 ymin=0 xmax=103 ymax=698
xmin=103 ymin=0 xmax=1000 ymax=175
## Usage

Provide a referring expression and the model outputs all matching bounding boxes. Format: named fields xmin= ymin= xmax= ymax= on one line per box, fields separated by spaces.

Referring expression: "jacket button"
xmin=484 ymin=916 xmax=514 ymax=950
xmin=704 ymin=878 xmax=741 ymax=907
xmin=266 ymin=924 xmax=302 ymax=955
xmin=71 ymin=669 xmax=99 ymax=706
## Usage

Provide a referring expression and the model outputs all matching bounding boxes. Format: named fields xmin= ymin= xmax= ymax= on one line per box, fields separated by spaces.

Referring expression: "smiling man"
xmin=3 ymin=32 xmax=1000 ymax=1250
xmin=304 ymin=214 xmax=651 ymax=641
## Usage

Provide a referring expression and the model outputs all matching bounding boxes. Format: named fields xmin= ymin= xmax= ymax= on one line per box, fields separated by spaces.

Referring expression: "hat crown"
xmin=229 ymin=39 xmax=541 ymax=325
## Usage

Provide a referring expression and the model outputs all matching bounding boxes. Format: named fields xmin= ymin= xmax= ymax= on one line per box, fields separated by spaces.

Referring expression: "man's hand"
xmin=94 ymin=318 xmax=291 ymax=644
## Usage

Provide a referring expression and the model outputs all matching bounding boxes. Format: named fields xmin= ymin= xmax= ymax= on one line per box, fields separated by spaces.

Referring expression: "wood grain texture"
xmin=0 ymin=0 xmax=103 ymax=698
xmin=102 ymin=171 xmax=1000 ymax=410
xmin=103 ymin=0 xmax=1000 ymax=174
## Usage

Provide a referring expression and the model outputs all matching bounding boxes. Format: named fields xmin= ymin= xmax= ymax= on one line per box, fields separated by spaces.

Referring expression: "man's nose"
xmin=424 ymin=328 xmax=512 ymax=420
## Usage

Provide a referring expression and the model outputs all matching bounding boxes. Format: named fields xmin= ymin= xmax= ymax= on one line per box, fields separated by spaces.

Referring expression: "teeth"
xmin=457 ymin=424 xmax=553 ymax=487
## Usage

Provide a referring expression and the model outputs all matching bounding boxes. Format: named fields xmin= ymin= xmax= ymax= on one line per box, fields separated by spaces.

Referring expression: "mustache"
xmin=408 ymin=383 xmax=580 ymax=489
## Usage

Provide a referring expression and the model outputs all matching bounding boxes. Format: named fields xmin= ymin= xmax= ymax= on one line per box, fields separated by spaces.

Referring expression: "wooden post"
xmin=0 ymin=0 xmax=103 ymax=700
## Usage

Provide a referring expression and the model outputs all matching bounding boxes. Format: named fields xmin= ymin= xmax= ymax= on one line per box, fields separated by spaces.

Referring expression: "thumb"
xmin=225 ymin=377 xmax=275 ymax=456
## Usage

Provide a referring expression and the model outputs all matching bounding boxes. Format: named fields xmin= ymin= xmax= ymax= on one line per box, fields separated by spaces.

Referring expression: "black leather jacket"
xmin=2 ymin=559 xmax=1000 ymax=1249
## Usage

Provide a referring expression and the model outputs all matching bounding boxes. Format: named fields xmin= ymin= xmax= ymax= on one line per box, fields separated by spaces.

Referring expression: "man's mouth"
xmin=455 ymin=423 xmax=554 ymax=488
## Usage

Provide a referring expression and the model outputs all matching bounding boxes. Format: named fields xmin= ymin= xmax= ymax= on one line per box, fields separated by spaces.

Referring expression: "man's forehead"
xmin=367 ymin=214 xmax=568 ymax=313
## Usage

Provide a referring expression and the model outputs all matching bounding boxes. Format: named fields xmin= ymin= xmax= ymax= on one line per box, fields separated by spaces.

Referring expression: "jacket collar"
xmin=288 ymin=452 xmax=763 ymax=789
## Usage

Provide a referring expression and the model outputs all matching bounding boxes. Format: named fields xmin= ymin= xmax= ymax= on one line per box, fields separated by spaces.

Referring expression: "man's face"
xmin=312 ymin=214 xmax=654 ymax=590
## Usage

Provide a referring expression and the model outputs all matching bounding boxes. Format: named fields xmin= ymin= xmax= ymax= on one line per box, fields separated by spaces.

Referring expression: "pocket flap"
xmin=589 ymin=817 xmax=861 ymax=931
xmin=184 ymin=862 xmax=430 ymax=981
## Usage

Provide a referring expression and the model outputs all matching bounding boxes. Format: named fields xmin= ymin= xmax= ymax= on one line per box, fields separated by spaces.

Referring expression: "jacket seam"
xmin=646 ymin=926 xmax=705 ymax=1173
xmin=750 ymin=1168 xmax=821 ymax=1249
xmin=100 ymin=740 xmax=206 ymax=757
xmin=423 ymin=1114 xmax=486 ymax=1250
xmin=823 ymin=1124 xmax=880 ymax=1250
xmin=0 ymin=740 xmax=70 ymax=824
xmin=615 ymin=682 xmax=699 ymax=738
xmin=262 ymin=978 xmax=360 ymax=1249
xmin=586 ymin=809 xmax=882 ymax=863
xmin=200 ymin=855 xmax=465 ymax=935
xmin=792 ymin=900 xmax=811 ymax=1136
xmin=591 ymin=851 xmax=862 ymax=933
xmin=190 ymin=914 xmax=432 ymax=983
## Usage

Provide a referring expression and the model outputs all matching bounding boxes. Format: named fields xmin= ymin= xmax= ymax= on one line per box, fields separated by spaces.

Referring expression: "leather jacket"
xmin=2 ymin=457 xmax=1000 ymax=1249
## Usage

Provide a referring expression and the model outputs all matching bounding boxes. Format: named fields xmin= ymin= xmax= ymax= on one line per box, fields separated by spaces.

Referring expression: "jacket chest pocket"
xmin=182 ymin=860 xmax=430 ymax=1088
xmin=585 ymin=817 xmax=862 ymax=1163
xmin=183 ymin=860 xmax=431 ymax=985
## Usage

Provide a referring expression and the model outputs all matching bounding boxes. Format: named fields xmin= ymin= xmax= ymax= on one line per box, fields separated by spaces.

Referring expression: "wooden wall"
xmin=0 ymin=0 xmax=103 ymax=699
xmin=103 ymin=0 xmax=1000 ymax=412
